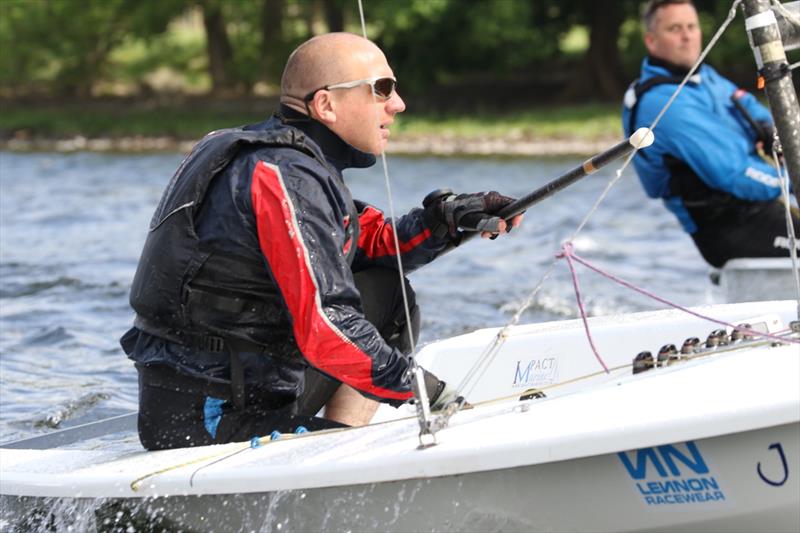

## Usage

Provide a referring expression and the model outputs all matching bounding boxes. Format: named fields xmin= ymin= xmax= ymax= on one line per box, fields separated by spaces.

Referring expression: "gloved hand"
xmin=422 ymin=188 xmax=518 ymax=241
xmin=755 ymin=120 xmax=778 ymax=156
xmin=430 ymin=382 xmax=464 ymax=411
xmin=422 ymin=370 xmax=466 ymax=411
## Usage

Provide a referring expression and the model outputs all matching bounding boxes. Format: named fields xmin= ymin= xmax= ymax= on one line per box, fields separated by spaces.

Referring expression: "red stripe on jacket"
xmin=357 ymin=206 xmax=431 ymax=259
xmin=250 ymin=162 xmax=412 ymax=401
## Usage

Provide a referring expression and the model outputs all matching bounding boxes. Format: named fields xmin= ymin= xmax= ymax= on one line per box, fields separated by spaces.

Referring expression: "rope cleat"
xmin=706 ymin=329 xmax=729 ymax=348
xmin=731 ymin=323 xmax=752 ymax=342
xmin=680 ymin=337 xmax=701 ymax=355
xmin=632 ymin=351 xmax=654 ymax=374
xmin=657 ymin=344 xmax=678 ymax=367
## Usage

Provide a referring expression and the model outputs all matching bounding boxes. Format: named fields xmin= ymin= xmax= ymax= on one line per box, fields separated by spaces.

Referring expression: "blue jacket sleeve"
xmin=738 ymin=89 xmax=774 ymax=125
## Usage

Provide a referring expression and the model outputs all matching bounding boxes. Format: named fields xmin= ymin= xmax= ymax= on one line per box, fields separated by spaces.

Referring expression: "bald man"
xmin=121 ymin=33 xmax=522 ymax=450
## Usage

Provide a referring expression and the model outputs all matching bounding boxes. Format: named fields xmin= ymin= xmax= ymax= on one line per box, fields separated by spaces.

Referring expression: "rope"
xmin=356 ymin=0 xmax=368 ymax=38
xmin=772 ymin=144 xmax=800 ymax=318
xmin=559 ymin=243 xmax=800 ymax=345
xmin=557 ymin=242 xmax=610 ymax=373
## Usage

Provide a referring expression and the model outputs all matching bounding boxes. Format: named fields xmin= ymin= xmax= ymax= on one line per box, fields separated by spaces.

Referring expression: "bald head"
xmin=281 ymin=33 xmax=386 ymax=103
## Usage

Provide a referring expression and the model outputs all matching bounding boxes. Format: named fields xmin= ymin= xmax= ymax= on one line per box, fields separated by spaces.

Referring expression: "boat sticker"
xmin=512 ymin=357 xmax=558 ymax=388
xmin=757 ymin=442 xmax=789 ymax=487
xmin=617 ymin=441 xmax=726 ymax=506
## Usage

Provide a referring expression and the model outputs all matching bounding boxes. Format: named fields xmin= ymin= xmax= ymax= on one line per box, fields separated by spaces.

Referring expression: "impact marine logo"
xmin=618 ymin=441 xmax=726 ymax=506
xmin=512 ymin=357 xmax=558 ymax=388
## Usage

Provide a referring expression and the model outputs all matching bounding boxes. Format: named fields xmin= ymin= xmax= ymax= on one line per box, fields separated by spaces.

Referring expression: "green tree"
xmin=0 ymin=0 xmax=185 ymax=96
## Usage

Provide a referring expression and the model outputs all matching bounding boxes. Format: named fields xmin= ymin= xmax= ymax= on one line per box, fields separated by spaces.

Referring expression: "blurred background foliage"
xmin=0 ymin=0 xmax=758 ymax=104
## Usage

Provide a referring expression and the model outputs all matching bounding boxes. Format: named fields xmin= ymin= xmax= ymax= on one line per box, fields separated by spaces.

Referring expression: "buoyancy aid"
xmin=129 ymin=124 xmax=361 ymax=353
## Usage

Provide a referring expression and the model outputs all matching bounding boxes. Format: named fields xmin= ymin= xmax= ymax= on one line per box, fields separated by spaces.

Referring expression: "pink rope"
xmin=556 ymin=243 xmax=610 ymax=373
xmin=557 ymin=242 xmax=800 ymax=346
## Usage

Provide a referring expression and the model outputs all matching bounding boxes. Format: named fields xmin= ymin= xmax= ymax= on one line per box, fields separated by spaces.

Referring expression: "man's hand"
xmin=429 ymin=382 xmax=465 ymax=411
xmin=755 ymin=120 xmax=778 ymax=156
xmin=423 ymin=189 xmax=524 ymax=241
xmin=422 ymin=370 xmax=468 ymax=411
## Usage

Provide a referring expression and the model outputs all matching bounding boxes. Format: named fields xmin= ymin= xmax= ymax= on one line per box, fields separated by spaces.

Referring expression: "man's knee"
xmin=323 ymin=383 xmax=380 ymax=426
xmin=353 ymin=267 xmax=420 ymax=353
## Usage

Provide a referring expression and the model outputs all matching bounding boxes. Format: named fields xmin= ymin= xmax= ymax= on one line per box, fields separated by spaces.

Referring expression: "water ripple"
xmin=20 ymin=326 xmax=74 ymax=346
xmin=0 ymin=276 xmax=85 ymax=298
xmin=33 ymin=392 xmax=112 ymax=429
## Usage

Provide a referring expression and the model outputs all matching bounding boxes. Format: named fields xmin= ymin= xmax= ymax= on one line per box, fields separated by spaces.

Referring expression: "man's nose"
xmin=387 ymin=91 xmax=406 ymax=114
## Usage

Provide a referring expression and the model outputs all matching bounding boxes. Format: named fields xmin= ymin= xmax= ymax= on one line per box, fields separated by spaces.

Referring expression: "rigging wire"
xmin=766 ymin=0 xmax=800 ymax=317
xmin=355 ymin=0 xmax=427 ymax=409
xmin=771 ymin=3 xmax=800 ymax=70
xmin=456 ymin=0 xmax=746 ymax=400
xmin=771 ymin=0 xmax=800 ymax=27
xmin=772 ymin=145 xmax=800 ymax=316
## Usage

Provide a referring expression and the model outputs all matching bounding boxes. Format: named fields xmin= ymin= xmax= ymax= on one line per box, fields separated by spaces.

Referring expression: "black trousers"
xmin=137 ymin=267 xmax=419 ymax=450
xmin=690 ymin=200 xmax=799 ymax=268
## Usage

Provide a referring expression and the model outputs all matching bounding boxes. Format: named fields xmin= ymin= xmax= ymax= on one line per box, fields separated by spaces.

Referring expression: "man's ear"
xmin=643 ymin=32 xmax=656 ymax=53
xmin=309 ymin=91 xmax=337 ymax=124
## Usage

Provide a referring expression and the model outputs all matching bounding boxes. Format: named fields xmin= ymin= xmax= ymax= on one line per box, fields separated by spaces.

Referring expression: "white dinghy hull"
xmin=1 ymin=301 xmax=798 ymax=532
xmin=3 ymin=422 xmax=797 ymax=532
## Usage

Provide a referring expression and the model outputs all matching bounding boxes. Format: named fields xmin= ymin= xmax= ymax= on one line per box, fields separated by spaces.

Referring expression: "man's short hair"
xmin=642 ymin=0 xmax=695 ymax=31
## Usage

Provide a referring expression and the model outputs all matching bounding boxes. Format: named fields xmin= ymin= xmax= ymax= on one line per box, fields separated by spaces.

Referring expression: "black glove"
xmin=422 ymin=369 xmax=465 ymax=411
xmin=422 ymin=188 xmax=516 ymax=241
xmin=755 ymin=120 xmax=778 ymax=155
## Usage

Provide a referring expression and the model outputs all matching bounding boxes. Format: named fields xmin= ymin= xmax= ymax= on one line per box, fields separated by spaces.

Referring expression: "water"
xmin=0 ymin=150 xmax=716 ymax=444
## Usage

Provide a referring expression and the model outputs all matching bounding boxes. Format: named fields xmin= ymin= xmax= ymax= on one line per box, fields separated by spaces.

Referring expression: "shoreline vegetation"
xmin=0 ymin=99 xmax=623 ymax=157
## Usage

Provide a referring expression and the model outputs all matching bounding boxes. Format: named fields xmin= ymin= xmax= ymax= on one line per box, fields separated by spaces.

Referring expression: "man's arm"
xmin=352 ymin=201 xmax=448 ymax=274
xmin=736 ymin=88 xmax=774 ymax=125
xmin=353 ymin=191 xmax=522 ymax=273
xmin=249 ymin=159 xmax=416 ymax=406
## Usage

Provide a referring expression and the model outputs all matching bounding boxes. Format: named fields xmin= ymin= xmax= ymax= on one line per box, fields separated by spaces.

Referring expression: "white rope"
xmin=762 ymin=0 xmax=800 ymax=317
xmin=356 ymin=0 xmax=368 ymax=38
xmin=773 ymin=146 xmax=800 ymax=317
xmin=457 ymin=0 xmax=746 ymax=399
xmin=765 ymin=1 xmax=800 ymax=319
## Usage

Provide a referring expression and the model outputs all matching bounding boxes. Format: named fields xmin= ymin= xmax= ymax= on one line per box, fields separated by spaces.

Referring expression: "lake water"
xmin=0 ymin=150 xmax=718 ymax=444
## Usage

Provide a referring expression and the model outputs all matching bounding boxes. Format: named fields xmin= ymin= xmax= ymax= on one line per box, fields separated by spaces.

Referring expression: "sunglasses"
xmin=303 ymin=76 xmax=397 ymax=102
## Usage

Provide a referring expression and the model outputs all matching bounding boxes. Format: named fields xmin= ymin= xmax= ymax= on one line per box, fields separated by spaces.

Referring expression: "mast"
xmin=742 ymin=0 xmax=800 ymax=208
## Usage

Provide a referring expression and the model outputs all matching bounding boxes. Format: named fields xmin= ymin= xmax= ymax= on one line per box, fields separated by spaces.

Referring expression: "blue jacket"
xmin=622 ymin=58 xmax=781 ymax=233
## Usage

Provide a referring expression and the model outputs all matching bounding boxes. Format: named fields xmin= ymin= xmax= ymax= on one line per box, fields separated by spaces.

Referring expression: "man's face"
xmin=326 ymin=48 xmax=406 ymax=155
xmin=644 ymin=3 xmax=702 ymax=69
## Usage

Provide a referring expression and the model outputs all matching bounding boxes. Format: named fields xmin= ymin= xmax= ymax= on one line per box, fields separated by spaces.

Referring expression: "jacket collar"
xmin=646 ymin=55 xmax=701 ymax=77
xmin=266 ymin=104 xmax=377 ymax=172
